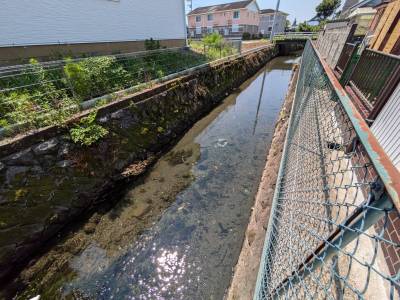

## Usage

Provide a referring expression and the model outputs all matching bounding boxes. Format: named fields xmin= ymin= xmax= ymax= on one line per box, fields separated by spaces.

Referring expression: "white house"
xmin=0 ymin=0 xmax=187 ymax=64
xmin=259 ymin=9 xmax=289 ymax=37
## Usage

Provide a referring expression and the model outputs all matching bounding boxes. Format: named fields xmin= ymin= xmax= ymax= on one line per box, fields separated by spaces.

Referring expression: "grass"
xmin=0 ymin=50 xmax=207 ymax=137
xmin=189 ymin=33 xmax=238 ymax=61
xmin=0 ymin=34 xmax=238 ymax=139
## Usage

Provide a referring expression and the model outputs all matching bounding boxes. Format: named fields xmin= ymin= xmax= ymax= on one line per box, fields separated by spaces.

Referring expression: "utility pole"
xmin=270 ymin=0 xmax=281 ymax=41
xmin=187 ymin=0 xmax=193 ymax=12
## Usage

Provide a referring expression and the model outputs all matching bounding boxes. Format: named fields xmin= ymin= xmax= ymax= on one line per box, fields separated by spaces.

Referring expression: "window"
xmin=207 ymin=26 xmax=213 ymax=33
xmin=196 ymin=15 xmax=201 ymax=22
xmin=196 ymin=27 xmax=202 ymax=34
xmin=268 ymin=26 xmax=272 ymax=32
xmin=207 ymin=14 xmax=213 ymax=21
xmin=232 ymin=24 xmax=239 ymax=32
xmin=233 ymin=11 xmax=240 ymax=19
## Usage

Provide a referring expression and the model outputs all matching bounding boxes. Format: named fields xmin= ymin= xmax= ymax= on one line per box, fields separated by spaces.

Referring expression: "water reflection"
xmin=62 ymin=55 xmax=299 ymax=299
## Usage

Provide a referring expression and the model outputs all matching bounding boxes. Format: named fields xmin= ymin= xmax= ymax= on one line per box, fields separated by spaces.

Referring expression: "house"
xmin=340 ymin=0 xmax=383 ymax=18
xmin=307 ymin=15 xmax=324 ymax=26
xmin=0 ymin=0 xmax=187 ymax=64
xmin=187 ymin=0 xmax=260 ymax=38
xmin=259 ymin=9 xmax=289 ymax=37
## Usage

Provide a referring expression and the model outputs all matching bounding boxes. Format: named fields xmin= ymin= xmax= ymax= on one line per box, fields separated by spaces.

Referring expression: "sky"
xmin=187 ymin=0 xmax=322 ymax=23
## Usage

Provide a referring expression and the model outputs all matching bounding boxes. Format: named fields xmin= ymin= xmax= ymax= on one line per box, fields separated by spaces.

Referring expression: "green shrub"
xmin=145 ymin=38 xmax=161 ymax=50
xmin=1 ymin=49 xmax=206 ymax=137
xmin=64 ymin=56 xmax=130 ymax=100
xmin=203 ymin=32 xmax=223 ymax=47
xmin=242 ymin=32 xmax=251 ymax=40
xmin=70 ymin=112 xmax=109 ymax=146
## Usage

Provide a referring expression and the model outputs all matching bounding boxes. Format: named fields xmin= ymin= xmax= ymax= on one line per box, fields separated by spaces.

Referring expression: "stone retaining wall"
xmin=0 ymin=45 xmax=278 ymax=281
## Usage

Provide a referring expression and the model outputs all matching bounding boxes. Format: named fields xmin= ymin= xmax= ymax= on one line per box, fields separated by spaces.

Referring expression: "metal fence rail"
xmin=335 ymin=43 xmax=357 ymax=76
xmin=255 ymin=41 xmax=400 ymax=299
xmin=347 ymin=49 xmax=400 ymax=112
xmin=273 ymin=32 xmax=318 ymax=42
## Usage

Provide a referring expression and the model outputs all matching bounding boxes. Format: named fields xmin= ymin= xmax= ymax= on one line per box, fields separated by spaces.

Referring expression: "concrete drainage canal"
xmin=1 ymin=54 xmax=300 ymax=299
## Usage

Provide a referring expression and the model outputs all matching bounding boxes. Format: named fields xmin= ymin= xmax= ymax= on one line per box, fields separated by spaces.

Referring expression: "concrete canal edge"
xmin=226 ymin=64 xmax=300 ymax=300
xmin=0 ymin=45 xmax=279 ymax=282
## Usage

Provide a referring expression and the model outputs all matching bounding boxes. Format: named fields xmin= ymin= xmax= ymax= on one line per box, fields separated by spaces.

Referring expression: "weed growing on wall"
xmin=70 ymin=112 xmax=109 ymax=146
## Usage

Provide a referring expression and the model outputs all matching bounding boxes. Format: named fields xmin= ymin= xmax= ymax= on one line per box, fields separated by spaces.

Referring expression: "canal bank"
xmin=2 ymin=55 xmax=300 ymax=299
xmin=0 ymin=45 xmax=279 ymax=283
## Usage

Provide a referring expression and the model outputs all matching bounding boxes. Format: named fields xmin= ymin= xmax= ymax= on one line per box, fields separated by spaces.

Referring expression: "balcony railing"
xmin=346 ymin=49 xmax=400 ymax=118
xmin=335 ymin=43 xmax=357 ymax=76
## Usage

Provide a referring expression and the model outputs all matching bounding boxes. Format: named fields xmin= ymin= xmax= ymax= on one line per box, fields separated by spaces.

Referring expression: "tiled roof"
xmin=260 ymin=9 xmax=288 ymax=15
xmin=188 ymin=0 xmax=253 ymax=15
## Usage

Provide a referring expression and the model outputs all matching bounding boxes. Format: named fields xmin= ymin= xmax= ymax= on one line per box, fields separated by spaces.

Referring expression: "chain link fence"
xmin=255 ymin=41 xmax=400 ymax=299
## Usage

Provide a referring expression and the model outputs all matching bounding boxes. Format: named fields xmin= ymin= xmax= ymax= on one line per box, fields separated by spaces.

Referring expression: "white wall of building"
xmin=372 ymin=84 xmax=400 ymax=171
xmin=0 ymin=0 xmax=186 ymax=46
xmin=259 ymin=13 xmax=287 ymax=35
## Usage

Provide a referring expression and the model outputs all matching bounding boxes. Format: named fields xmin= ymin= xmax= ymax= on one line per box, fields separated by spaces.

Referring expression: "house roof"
xmin=341 ymin=0 xmax=360 ymax=13
xmin=348 ymin=6 xmax=377 ymax=18
xmin=260 ymin=9 xmax=289 ymax=15
xmin=188 ymin=0 xmax=254 ymax=15
xmin=349 ymin=0 xmax=382 ymax=11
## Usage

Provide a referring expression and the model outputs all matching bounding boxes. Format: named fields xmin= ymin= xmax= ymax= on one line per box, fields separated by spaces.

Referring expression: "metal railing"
xmin=335 ymin=43 xmax=357 ymax=75
xmin=255 ymin=40 xmax=400 ymax=299
xmin=347 ymin=49 xmax=400 ymax=113
xmin=273 ymin=32 xmax=318 ymax=41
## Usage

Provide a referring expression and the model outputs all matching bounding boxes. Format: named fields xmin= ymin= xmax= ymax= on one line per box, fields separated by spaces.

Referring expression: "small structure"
xmin=0 ymin=0 xmax=187 ymax=65
xmin=340 ymin=0 xmax=384 ymax=18
xmin=258 ymin=9 xmax=289 ymax=37
xmin=348 ymin=7 xmax=377 ymax=37
xmin=369 ymin=0 xmax=400 ymax=55
xmin=187 ymin=0 xmax=260 ymax=38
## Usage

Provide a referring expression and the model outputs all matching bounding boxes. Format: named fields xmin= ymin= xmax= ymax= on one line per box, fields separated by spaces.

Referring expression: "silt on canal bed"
xmin=4 ymin=55 xmax=299 ymax=300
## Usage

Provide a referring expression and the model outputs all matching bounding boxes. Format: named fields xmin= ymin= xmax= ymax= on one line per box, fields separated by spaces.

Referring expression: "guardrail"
xmin=255 ymin=40 xmax=400 ymax=299
xmin=273 ymin=32 xmax=318 ymax=41
xmin=346 ymin=48 xmax=400 ymax=118
xmin=334 ymin=42 xmax=357 ymax=76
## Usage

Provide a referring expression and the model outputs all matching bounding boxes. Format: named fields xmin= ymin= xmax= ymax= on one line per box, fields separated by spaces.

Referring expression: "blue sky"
xmin=188 ymin=0 xmax=322 ymax=23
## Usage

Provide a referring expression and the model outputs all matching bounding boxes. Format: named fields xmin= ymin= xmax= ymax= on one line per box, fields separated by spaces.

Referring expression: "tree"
xmin=292 ymin=18 xmax=297 ymax=27
xmin=316 ymin=0 xmax=341 ymax=19
xmin=297 ymin=22 xmax=320 ymax=33
xmin=285 ymin=20 xmax=291 ymax=30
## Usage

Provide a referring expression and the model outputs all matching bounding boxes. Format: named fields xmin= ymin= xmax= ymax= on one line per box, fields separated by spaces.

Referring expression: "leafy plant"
xmin=64 ymin=56 xmax=129 ymax=100
xmin=70 ymin=112 xmax=109 ymax=146
xmin=316 ymin=0 xmax=341 ymax=20
xmin=297 ymin=22 xmax=322 ymax=32
xmin=145 ymin=38 xmax=161 ymax=50
xmin=203 ymin=32 xmax=223 ymax=47
xmin=1 ymin=48 xmax=206 ymax=138
xmin=242 ymin=32 xmax=251 ymax=40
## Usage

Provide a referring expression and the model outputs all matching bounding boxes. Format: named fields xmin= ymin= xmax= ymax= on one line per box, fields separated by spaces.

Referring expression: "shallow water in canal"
xmin=10 ymin=55 xmax=299 ymax=300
